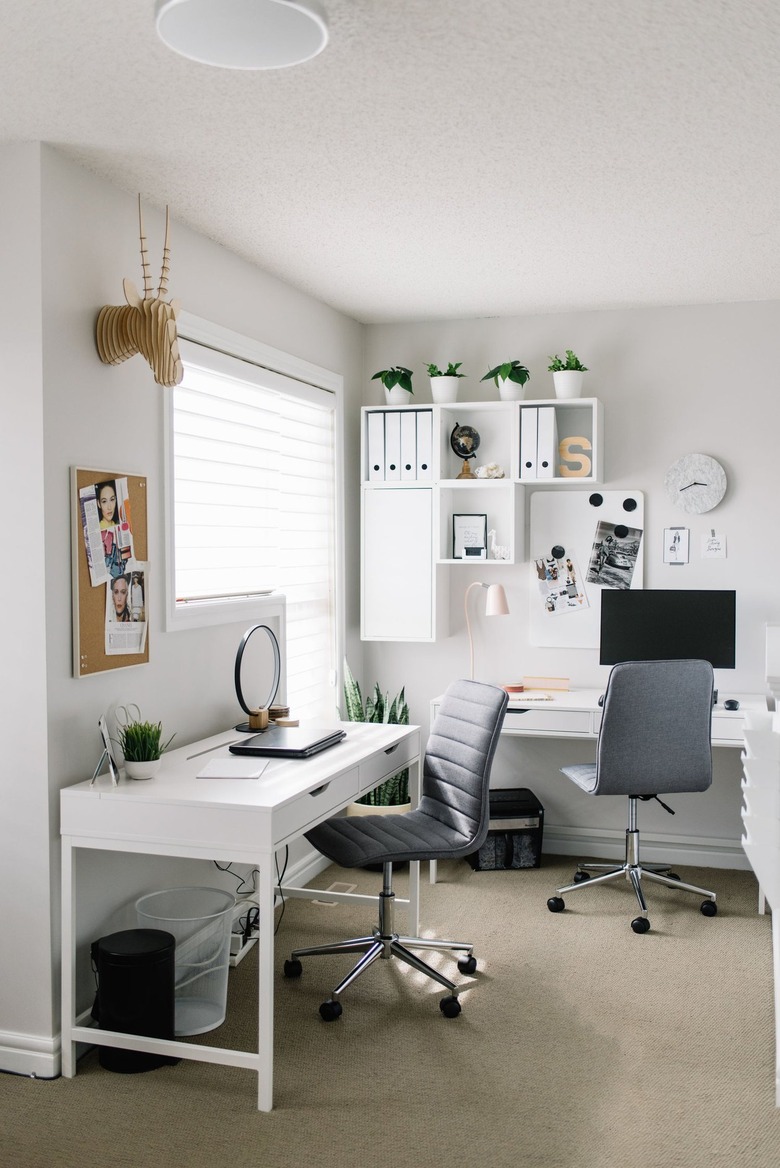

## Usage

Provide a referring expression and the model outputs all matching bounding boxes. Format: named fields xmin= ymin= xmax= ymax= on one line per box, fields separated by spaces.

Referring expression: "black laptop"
xmin=229 ymin=726 xmax=346 ymax=759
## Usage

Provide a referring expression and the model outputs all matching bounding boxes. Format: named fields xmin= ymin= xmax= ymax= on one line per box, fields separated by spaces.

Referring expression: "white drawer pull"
xmin=309 ymin=784 xmax=331 ymax=797
xmin=384 ymin=744 xmax=399 ymax=755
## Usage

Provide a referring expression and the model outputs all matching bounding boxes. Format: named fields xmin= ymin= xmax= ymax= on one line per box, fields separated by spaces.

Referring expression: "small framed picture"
xmin=663 ymin=526 xmax=690 ymax=565
xmin=453 ymin=513 xmax=487 ymax=560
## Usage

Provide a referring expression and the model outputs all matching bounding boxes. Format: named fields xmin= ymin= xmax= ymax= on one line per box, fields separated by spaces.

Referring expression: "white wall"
xmin=363 ymin=303 xmax=780 ymax=863
xmin=0 ymin=144 xmax=365 ymax=1076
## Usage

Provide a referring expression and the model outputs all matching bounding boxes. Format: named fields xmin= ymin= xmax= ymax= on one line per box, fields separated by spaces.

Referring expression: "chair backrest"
xmin=419 ymin=679 xmax=508 ymax=856
xmin=594 ymin=659 xmax=714 ymax=797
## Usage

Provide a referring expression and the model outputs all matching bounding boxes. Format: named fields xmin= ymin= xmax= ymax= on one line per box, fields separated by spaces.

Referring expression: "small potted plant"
xmin=342 ymin=661 xmax=410 ymax=812
xmin=426 ymin=361 xmax=466 ymax=404
xmin=481 ymin=360 xmax=531 ymax=401
xmin=371 ymin=365 xmax=414 ymax=405
xmin=548 ymin=350 xmax=588 ymax=398
xmin=115 ymin=711 xmax=175 ymax=781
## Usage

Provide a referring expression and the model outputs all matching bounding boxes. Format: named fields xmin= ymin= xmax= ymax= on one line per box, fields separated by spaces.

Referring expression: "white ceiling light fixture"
xmin=155 ymin=0 xmax=329 ymax=70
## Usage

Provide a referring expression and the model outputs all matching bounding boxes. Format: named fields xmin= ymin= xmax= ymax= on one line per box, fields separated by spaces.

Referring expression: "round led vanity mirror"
xmin=234 ymin=624 xmax=281 ymax=724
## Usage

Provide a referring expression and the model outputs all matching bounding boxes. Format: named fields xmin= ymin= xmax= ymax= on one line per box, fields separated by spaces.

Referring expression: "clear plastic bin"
xmin=136 ymin=886 xmax=236 ymax=1036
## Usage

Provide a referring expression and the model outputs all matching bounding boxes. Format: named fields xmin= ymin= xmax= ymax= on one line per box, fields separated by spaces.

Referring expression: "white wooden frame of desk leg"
xmin=61 ymin=836 xmax=277 ymax=1111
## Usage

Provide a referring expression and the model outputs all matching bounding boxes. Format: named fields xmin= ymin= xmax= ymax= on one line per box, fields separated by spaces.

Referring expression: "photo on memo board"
xmin=71 ymin=467 xmax=149 ymax=677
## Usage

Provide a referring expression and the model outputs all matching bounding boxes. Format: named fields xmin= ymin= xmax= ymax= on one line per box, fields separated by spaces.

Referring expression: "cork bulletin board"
xmin=71 ymin=467 xmax=150 ymax=677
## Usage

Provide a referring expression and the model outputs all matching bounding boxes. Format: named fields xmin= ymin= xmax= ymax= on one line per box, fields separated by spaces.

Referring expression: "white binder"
xmin=519 ymin=407 xmax=538 ymax=479
xmin=367 ymin=411 xmax=385 ymax=481
xmin=416 ymin=410 xmax=433 ymax=480
xmin=536 ymin=407 xmax=558 ymax=479
xmin=384 ymin=411 xmax=402 ymax=481
xmin=400 ymin=411 xmax=417 ymax=480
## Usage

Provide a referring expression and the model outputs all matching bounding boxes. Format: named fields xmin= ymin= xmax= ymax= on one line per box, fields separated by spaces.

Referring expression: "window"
xmin=165 ymin=319 xmax=342 ymax=720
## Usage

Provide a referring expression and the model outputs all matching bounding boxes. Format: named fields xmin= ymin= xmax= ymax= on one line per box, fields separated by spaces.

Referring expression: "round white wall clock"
xmin=664 ymin=453 xmax=727 ymax=514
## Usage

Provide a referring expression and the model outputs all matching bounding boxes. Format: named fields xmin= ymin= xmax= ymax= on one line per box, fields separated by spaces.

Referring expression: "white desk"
xmin=432 ymin=688 xmax=766 ymax=749
xmin=61 ymin=720 xmax=421 ymax=1111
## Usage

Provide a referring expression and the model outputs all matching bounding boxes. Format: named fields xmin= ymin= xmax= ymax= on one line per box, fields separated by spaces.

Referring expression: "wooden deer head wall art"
xmin=96 ymin=196 xmax=184 ymax=388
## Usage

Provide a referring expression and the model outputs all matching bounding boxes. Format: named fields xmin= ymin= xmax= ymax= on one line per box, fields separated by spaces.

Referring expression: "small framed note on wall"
xmin=71 ymin=467 xmax=150 ymax=676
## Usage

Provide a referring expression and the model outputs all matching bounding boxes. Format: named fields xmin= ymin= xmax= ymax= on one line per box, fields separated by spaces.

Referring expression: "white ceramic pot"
xmin=124 ymin=758 xmax=161 ymax=781
xmin=347 ymin=800 xmax=412 ymax=816
xmin=498 ymin=380 xmax=526 ymax=402
xmin=430 ymin=376 xmax=460 ymax=404
xmin=552 ymin=370 xmax=584 ymax=399
xmin=384 ymin=385 xmax=413 ymax=405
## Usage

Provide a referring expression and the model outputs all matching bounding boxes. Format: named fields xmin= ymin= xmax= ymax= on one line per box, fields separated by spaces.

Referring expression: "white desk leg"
xmin=257 ymin=854 xmax=275 ymax=1112
xmin=60 ymin=838 xmax=76 ymax=1078
xmin=429 ymin=859 xmax=438 ymax=885
xmin=772 ymin=907 xmax=780 ymax=1109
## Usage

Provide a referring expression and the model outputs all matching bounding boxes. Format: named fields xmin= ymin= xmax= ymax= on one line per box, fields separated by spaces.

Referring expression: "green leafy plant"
xmin=426 ymin=362 xmax=466 ymax=378
xmin=481 ymin=360 xmax=531 ymax=389
xmin=343 ymin=660 xmax=410 ymax=806
xmin=548 ymin=350 xmax=588 ymax=372
xmin=116 ymin=717 xmax=175 ymax=762
xmin=371 ymin=365 xmax=414 ymax=394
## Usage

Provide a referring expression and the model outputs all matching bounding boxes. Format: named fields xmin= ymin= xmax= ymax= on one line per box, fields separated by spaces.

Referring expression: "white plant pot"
xmin=498 ymin=380 xmax=526 ymax=402
xmin=124 ymin=759 xmax=161 ymax=781
xmin=347 ymin=800 xmax=411 ymax=816
xmin=430 ymin=376 xmax=460 ymax=404
xmin=384 ymin=385 xmax=413 ymax=405
xmin=552 ymin=370 xmax=584 ymax=399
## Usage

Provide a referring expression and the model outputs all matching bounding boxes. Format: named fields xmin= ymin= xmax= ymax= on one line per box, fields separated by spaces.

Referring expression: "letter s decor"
xmin=96 ymin=196 xmax=183 ymax=388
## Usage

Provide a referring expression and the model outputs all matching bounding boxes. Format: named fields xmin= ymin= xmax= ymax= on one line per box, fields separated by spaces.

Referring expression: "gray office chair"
xmin=546 ymin=659 xmax=718 ymax=934
xmin=284 ymin=679 xmax=508 ymax=1019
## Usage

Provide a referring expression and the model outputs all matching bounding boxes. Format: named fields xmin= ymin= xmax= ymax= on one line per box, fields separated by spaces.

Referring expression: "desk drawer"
xmin=359 ymin=734 xmax=418 ymax=795
xmin=503 ymin=708 xmax=594 ymax=736
xmin=711 ymin=716 xmax=744 ymax=747
xmin=273 ymin=767 xmax=360 ymax=843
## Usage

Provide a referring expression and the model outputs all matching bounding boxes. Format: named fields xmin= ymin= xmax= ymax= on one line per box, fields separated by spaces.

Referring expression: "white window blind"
xmin=171 ymin=339 xmax=337 ymax=719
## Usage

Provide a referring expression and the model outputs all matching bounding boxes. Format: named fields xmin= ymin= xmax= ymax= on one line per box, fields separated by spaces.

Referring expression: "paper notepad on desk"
xmin=197 ymin=757 xmax=270 ymax=780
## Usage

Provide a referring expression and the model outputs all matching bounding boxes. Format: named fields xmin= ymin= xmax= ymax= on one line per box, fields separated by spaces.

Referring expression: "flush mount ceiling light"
xmin=155 ymin=0 xmax=329 ymax=70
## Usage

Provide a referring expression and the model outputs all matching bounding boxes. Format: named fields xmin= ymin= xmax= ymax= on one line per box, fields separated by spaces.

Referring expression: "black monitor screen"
xmin=599 ymin=589 xmax=736 ymax=668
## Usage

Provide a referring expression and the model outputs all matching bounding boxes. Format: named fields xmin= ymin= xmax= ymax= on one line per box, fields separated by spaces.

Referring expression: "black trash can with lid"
xmin=91 ymin=928 xmax=178 ymax=1073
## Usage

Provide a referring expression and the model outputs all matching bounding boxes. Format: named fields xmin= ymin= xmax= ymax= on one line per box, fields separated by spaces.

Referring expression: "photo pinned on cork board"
xmin=71 ymin=467 xmax=149 ymax=676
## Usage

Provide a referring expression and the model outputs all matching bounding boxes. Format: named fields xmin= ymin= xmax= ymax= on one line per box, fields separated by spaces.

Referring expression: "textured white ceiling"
xmin=1 ymin=1 xmax=778 ymax=323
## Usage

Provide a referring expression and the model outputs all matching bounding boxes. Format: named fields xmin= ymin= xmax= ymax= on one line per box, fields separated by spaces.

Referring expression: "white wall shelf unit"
xmin=360 ymin=398 xmax=602 ymax=641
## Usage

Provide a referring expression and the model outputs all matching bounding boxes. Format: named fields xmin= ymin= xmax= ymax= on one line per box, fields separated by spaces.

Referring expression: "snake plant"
xmin=343 ymin=660 xmax=409 ymax=806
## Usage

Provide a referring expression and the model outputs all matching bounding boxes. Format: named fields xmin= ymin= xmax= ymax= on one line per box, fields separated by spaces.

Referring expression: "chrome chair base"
xmin=548 ymin=798 xmax=717 ymax=933
xmin=285 ymin=862 xmax=474 ymax=1018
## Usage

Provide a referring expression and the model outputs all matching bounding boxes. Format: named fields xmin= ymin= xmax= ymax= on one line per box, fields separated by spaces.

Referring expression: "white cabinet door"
xmin=361 ymin=488 xmax=436 ymax=641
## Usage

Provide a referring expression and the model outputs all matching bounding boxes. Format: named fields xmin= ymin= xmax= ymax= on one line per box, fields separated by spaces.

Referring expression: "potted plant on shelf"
xmin=371 ymin=365 xmax=414 ymax=405
xmin=343 ymin=661 xmax=410 ymax=812
xmin=481 ymin=360 xmax=531 ymax=401
xmin=548 ymin=350 xmax=588 ymax=399
xmin=115 ymin=711 xmax=175 ymax=781
xmin=426 ymin=362 xmax=466 ymax=404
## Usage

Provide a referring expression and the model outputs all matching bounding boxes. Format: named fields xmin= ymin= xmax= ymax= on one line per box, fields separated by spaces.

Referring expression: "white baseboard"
xmin=0 ymin=1030 xmax=59 ymax=1079
xmin=543 ymin=825 xmax=750 ymax=871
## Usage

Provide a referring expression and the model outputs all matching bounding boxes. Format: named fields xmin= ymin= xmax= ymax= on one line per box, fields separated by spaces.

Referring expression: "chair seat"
xmin=306 ymin=807 xmax=476 ymax=868
xmin=560 ymin=763 xmax=597 ymax=794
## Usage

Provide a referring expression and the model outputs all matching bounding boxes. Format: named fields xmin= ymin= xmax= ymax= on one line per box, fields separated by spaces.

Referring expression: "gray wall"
xmin=363 ymin=304 xmax=780 ymax=860
xmin=0 ymin=144 xmax=364 ymax=1074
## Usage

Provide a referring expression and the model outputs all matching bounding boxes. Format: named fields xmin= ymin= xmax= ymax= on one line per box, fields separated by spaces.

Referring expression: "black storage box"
xmin=467 ymin=788 xmax=544 ymax=870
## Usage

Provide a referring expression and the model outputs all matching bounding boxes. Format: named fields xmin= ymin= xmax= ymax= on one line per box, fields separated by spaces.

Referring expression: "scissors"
xmin=116 ymin=703 xmax=142 ymax=729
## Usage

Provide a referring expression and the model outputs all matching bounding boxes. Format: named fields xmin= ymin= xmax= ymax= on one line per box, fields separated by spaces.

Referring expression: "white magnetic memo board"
xmin=529 ymin=489 xmax=645 ymax=648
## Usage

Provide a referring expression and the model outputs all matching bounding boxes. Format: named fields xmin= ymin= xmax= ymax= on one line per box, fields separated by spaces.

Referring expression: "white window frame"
xmin=163 ymin=312 xmax=345 ymax=662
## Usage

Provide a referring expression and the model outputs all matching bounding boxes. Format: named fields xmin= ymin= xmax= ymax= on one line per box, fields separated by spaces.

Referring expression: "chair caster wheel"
xmin=547 ymin=896 xmax=565 ymax=913
xmin=631 ymin=916 xmax=651 ymax=934
xmin=440 ymin=995 xmax=461 ymax=1018
xmin=573 ymin=870 xmax=591 ymax=883
xmin=284 ymin=959 xmax=302 ymax=978
xmin=458 ymin=955 xmax=477 ymax=975
xmin=319 ymin=1000 xmax=343 ymax=1021
xmin=701 ymin=900 xmax=717 ymax=917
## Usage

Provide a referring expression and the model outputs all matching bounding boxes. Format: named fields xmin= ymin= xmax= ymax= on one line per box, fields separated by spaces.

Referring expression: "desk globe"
xmin=450 ymin=423 xmax=481 ymax=480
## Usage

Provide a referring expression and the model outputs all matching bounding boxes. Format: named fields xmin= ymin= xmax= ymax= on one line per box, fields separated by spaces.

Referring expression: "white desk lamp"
xmin=464 ymin=582 xmax=510 ymax=681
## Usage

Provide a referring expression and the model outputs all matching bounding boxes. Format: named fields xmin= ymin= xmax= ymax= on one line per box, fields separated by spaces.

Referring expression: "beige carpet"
xmin=2 ymin=855 xmax=779 ymax=1168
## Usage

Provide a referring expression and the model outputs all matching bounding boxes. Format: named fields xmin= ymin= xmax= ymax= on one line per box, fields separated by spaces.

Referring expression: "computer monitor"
xmin=599 ymin=589 xmax=736 ymax=668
